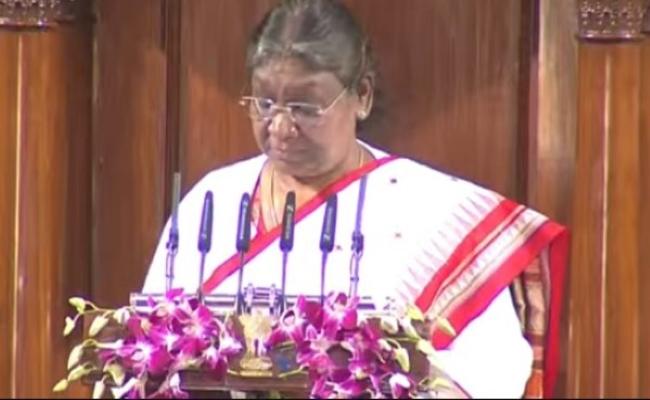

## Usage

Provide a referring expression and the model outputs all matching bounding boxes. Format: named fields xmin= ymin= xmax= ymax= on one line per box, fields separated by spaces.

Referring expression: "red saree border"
xmin=201 ymin=155 xmax=398 ymax=294
xmin=415 ymin=199 xmax=523 ymax=312
xmin=430 ymin=219 xmax=568 ymax=397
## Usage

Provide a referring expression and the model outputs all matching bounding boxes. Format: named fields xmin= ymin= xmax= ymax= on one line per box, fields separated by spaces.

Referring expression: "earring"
xmin=357 ymin=111 xmax=367 ymax=120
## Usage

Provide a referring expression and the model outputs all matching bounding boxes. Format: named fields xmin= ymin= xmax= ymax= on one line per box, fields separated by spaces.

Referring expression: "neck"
xmin=274 ymin=144 xmax=364 ymax=195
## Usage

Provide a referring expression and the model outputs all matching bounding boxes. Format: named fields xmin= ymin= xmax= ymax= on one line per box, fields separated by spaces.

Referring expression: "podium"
xmin=73 ymin=288 xmax=459 ymax=399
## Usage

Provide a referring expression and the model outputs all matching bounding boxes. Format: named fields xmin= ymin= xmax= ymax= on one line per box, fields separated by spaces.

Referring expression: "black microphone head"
xmin=236 ymin=192 xmax=252 ymax=252
xmin=198 ymin=191 xmax=214 ymax=253
xmin=280 ymin=191 xmax=296 ymax=252
xmin=320 ymin=195 xmax=338 ymax=253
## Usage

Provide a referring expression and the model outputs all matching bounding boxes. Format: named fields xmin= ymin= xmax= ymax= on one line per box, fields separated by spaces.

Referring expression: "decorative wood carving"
xmin=578 ymin=0 xmax=646 ymax=40
xmin=0 ymin=0 xmax=85 ymax=28
xmin=643 ymin=2 xmax=650 ymax=33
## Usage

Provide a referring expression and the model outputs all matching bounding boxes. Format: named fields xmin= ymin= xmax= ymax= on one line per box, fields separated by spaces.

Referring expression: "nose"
xmin=267 ymin=111 xmax=297 ymax=140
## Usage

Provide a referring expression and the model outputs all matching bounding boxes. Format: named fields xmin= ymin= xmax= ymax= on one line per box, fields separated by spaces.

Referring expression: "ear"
xmin=355 ymin=75 xmax=374 ymax=121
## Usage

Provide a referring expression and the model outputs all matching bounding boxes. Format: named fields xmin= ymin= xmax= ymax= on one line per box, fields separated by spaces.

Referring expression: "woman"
xmin=143 ymin=0 xmax=568 ymax=398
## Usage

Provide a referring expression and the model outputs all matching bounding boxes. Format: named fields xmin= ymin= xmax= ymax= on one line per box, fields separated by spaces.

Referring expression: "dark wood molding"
xmin=0 ymin=0 xmax=88 ymax=28
xmin=578 ymin=0 xmax=646 ymax=41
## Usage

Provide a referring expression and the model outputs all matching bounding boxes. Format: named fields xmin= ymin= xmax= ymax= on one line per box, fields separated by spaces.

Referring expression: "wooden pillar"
xmin=640 ymin=5 xmax=650 ymax=398
xmin=524 ymin=3 xmax=578 ymax=396
xmin=0 ymin=1 xmax=92 ymax=397
xmin=568 ymin=0 xmax=647 ymax=397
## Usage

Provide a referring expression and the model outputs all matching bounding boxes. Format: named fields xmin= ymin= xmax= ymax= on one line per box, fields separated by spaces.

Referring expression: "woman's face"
xmin=248 ymin=57 xmax=365 ymax=178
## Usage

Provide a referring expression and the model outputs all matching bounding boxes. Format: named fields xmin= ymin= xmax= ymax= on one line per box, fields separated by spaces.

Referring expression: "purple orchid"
xmin=265 ymin=292 xmax=422 ymax=399
xmin=322 ymin=293 xmax=359 ymax=333
xmin=67 ymin=289 xmax=243 ymax=399
xmin=389 ymin=373 xmax=417 ymax=399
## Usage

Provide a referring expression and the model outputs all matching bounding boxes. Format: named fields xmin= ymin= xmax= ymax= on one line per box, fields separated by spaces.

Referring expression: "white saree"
xmin=143 ymin=141 xmax=568 ymax=398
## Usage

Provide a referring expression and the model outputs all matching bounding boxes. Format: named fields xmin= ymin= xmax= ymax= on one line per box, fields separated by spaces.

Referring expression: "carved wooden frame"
xmin=578 ymin=0 xmax=649 ymax=40
xmin=0 ymin=0 xmax=85 ymax=28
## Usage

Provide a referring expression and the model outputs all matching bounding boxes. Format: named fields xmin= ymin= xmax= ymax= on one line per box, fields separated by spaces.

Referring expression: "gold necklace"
xmin=268 ymin=146 xmax=365 ymax=227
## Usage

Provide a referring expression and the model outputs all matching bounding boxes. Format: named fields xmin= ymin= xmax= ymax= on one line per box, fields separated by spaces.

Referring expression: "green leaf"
xmin=110 ymin=378 xmax=138 ymax=399
xmin=380 ymin=316 xmax=399 ymax=335
xmin=67 ymin=344 xmax=84 ymax=370
xmin=68 ymin=297 xmax=87 ymax=314
xmin=425 ymin=377 xmax=454 ymax=391
xmin=416 ymin=339 xmax=436 ymax=356
xmin=400 ymin=318 xmax=421 ymax=340
xmin=92 ymin=381 xmax=106 ymax=399
xmin=67 ymin=364 xmax=91 ymax=382
xmin=436 ymin=317 xmax=457 ymax=337
xmin=426 ymin=354 xmax=447 ymax=373
xmin=394 ymin=347 xmax=410 ymax=373
xmin=113 ymin=307 xmax=131 ymax=325
xmin=88 ymin=315 xmax=110 ymax=337
xmin=52 ymin=378 xmax=68 ymax=392
xmin=406 ymin=305 xmax=425 ymax=322
xmin=104 ymin=362 xmax=125 ymax=386
xmin=81 ymin=338 xmax=99 ymax=348
xmin=384 ymin=338 xmax=401 ymax=350
xmin=63 ymin=317 xmax=76 ymax=337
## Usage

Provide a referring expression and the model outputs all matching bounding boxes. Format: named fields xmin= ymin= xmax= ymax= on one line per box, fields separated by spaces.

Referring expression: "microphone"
xmin=279 ymin=191 xmax=296 ymax=312
xmin=197 ymin=190 xmax=214 ymax=302
xmin=319 ymin=195 xmax=338 ymax=304
xmin=235 ymin=192 xmax=252 ymax=314
xmin=165 ymin=172 xmax=181 ymax=292
xmin=349 ymin=176 xmax=368 ymax=298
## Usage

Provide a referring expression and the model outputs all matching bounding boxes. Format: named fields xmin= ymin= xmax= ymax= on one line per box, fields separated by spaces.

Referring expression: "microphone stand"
xmin=165 ymin=232 xmax=179 ymax=292
xmin=236 ymin=252 xmax=246 ymax=314
xmin=320 ymin=252 xmax=328 ymax=305
xmin=279 ymin=191 xmax=296 ymax=314
xmin=197 ymin=191 xmax=214 ymax=304
xmin=320 ymin=195 xmax=337 ymax=305
xmin=235 ymin=193 xmax=252 ymax=315
xmin=198 ymin=253 xmax=207 ymax=303
xmin=165 ymin=172 xmax=181 ymax=292
xmin=349 ymin=176 xmax=368 ymax=299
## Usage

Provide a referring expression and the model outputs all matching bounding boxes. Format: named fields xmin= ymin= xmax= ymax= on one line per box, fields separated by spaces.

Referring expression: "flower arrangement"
xmin=264 ymin=293 xmax=457 ymax=398
xmin=53 ymin=289 xmax=243 ymax=399
xmin=54 ymin=290 xmax=456 ymax=399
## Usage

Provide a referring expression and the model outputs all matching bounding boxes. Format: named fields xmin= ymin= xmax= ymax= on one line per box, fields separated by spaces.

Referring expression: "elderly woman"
xmin=143 ymin=0 xmax=568 ymax=398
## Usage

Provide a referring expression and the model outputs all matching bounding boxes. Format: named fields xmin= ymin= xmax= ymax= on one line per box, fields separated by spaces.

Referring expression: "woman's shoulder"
xmin=385 ymin=156 xmax=552 ymax=224
xmin=372 ymin=151 xmax=505 ymax=205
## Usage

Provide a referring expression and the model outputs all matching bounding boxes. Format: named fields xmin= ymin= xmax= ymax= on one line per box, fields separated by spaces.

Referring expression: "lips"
xmin=269 ymin=146 xmax=305 ymax=161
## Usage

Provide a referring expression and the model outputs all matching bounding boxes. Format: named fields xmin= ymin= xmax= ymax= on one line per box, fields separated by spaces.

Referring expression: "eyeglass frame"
xmin=239 ymin=86 xmax=349 ymax=126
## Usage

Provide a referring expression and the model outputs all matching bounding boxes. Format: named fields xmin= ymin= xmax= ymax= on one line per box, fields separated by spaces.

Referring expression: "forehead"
xmin=250 ymin=57 xmax=341 ymax=94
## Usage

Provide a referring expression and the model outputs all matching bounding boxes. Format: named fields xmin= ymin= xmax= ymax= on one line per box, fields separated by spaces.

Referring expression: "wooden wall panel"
xmin=179 ymin=0 xmax=274 ymax=190
xmin=93 ymin=0 xmax=168 ymax=307
xmin=0 ymin=33 xmax=18 ymax=399
xmin=0 ymin=21 xmax=93 ymax=398
xmin=640 ymin=29 xmax=650 ymax=399
xmin=529 ymin=0 xmax=577 ymax=225
xmin=346 ymin=0 xmax=523 ymax=198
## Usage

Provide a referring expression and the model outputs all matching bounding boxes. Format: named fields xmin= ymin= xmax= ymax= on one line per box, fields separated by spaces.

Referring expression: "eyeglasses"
xmin=239 ymin=87 xmax=348 ymax=127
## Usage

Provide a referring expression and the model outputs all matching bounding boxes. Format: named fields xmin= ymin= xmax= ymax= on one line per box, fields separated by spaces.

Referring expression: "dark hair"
xmin=247 ymin=0 xmax=376 ymax=93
